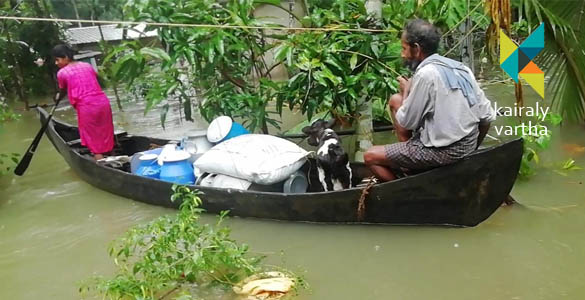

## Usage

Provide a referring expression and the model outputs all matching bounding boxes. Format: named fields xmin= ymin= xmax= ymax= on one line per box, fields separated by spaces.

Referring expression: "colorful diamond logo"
xmin=500 ymin=23 xmax=545 ymax=98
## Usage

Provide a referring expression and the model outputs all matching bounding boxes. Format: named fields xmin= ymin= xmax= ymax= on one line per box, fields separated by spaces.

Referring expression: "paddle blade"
xmin=14 ymin=100 xmax=61 ymax=176
xmin=13 ymin=151 xmax=34 ymax=176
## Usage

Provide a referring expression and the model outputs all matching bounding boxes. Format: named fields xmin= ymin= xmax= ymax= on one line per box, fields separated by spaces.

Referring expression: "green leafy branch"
xmin=519 ymin=113 xmax=581 ymax=179
xmin=81 ymin=185 xmax=303 ymax=300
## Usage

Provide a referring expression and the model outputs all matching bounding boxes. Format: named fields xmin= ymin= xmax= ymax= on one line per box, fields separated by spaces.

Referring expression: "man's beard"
xmin=403 ymin=58 xmax=421 ymax=72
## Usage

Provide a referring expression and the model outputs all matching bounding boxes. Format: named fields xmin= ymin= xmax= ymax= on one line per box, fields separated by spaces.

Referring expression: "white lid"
xmin=158 ymin=144 xmax=178 ymax=165
xmin=206 ymin=116 xmax=233 ymax=143
xmin=162 ymin=150 xmax=191 ymax=162
xmin=139 ymin=153 xmax=159 ymax=161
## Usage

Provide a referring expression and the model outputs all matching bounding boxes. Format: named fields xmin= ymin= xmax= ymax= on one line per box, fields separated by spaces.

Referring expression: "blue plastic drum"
xmin=223 ymin=121 xmax=248 ymax=141
xmin=131 ymin=148 xmax=163 ymax=174
xmin=135 ymin=154 xmax=161 ymax=179
xmin=159 ymin=150 xmax=196 ymax=185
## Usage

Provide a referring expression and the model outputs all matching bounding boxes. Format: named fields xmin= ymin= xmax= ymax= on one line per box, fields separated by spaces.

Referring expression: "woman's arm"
xmin=55 ymin=70 xmax=68 ymax=103
xmin=54 ymin=88 xmax=67 ymax=103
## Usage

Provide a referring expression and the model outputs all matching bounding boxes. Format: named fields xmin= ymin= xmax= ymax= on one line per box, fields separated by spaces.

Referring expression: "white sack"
xmin=195 ymin=134 xmax=309 ymax=185
xmin=199 ymin=174 xmax=253 ymax=190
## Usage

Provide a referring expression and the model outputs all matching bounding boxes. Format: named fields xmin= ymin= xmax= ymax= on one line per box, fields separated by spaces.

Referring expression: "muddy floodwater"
xmin=1 ymin=85 xmax=585 ymax=300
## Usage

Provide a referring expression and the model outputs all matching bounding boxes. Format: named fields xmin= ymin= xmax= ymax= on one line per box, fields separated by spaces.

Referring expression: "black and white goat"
xmin=302 ymin=119 xmax=352 ymax=191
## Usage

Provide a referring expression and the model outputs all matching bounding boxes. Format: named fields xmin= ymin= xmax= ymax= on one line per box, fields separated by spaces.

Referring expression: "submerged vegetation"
xmin=518 ymin=112 xmax=561 ymax=178
xmin=0 ymin=99 xmax=20 ymax=122
xmin=517 ymin=112 xmax=582 ymax=179
xmin=0 ymin=151 xmax=20 ymax=176
xmin=0 ymin=99 xmax=20 ymax=176
xmin=80 ymin=185 xmax=303 ymax=299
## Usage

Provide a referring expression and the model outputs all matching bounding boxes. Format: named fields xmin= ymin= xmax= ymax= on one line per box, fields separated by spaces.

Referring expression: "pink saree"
xmin=57 ymin=62 xmax=114 ymax=154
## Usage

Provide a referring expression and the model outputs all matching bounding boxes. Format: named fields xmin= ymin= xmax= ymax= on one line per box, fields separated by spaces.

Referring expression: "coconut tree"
xmin=486 ymin=0 xmax=585 ymax=122
xmin=521 ymin=0 xmax=585 ymax=122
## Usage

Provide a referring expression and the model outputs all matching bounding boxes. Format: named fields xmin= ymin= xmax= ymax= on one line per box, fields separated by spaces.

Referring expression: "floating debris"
xmin=562 ymin=143 xmax=585 ymax=156
xmin=233 ymin=272 xmax=295 ymax=300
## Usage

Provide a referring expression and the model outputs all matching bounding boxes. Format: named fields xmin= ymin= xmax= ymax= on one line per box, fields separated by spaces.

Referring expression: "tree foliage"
xmin=0 ymin=0 xmax=63 ymax=105
xmin=522 ymin=0 xmax=585 ymax=122
xmin=485 ymin=0 xmax=585 ymax=122
xmin=0 ymin=98 xmax=20 ymax=176
xmin=108 ymin=0 xmax=288 ymax=132
xmin=108 ymin=0 xmax=485 ymax=132
xmin=49 ymin=0 xmax=125 ymax=22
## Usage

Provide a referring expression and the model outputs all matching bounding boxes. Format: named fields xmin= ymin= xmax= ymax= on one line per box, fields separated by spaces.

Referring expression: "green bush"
xmin=80 ymin=185 xmax=302 ymax=299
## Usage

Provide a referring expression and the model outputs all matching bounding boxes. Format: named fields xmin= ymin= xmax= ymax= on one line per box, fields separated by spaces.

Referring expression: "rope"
xmin=479 ymin=78 xmax=514 ymax=86
xmin=357 ymin=176 xmax=377 ymax=222
xmin=0 ymin=15 xmax=397 ymax=33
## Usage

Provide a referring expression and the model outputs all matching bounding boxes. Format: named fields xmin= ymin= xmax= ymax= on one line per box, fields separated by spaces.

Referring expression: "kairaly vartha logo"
xmin=500 ymin=23 xmax=545 ymax=98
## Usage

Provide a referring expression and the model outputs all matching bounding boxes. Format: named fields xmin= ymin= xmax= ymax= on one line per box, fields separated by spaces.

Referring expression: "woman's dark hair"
xmin=403 ymin=19 xmax=441 ymax=56
xmin=51 ymin=44 xmax=76 ymax=60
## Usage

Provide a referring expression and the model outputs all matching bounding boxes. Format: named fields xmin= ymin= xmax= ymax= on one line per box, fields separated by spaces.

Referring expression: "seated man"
xmin=364 ymin=19 xmax=496 ymax=182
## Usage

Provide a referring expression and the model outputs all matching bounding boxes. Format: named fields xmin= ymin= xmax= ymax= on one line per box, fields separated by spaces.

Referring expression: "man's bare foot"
xmin=94 ymin=154 xmax=105 ymax=161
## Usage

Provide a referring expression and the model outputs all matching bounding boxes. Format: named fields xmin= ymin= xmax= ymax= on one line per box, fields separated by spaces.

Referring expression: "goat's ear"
xmin=325 ymin=118 xmax=336 ymax=129
xmin=301 ymin=126 xmax=313 ymax=135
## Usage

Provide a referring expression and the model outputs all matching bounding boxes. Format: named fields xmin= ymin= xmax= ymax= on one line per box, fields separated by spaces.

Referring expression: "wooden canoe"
xmin=38 ymin=107 xmax=523 ymax=226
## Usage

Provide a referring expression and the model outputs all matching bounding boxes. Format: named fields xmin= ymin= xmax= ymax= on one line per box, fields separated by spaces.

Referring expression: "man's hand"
xmin=477 ymin=122 xmax=491 ymax=149
xmin=398 ymin=76 xmax=411 ymax=98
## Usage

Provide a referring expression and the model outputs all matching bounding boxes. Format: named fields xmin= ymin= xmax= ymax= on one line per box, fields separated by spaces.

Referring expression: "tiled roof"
xmin=65 ymin=25 xmax=123 ymax=45
xmin=65 ymin=24 xmax=158 ymax=45
xmin=74 ymin=50 xmax=102 ymax=60
xmin=126 ymin=23 xmax=158 ymax=39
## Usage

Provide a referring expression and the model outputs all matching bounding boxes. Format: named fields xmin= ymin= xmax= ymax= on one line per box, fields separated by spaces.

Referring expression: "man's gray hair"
xmin=404 ymin=19 xmax=441 ymax=55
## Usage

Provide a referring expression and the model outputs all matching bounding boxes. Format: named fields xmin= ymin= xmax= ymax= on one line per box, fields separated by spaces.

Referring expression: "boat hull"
xmin=39 ymin=108 xmax=522 ymax=226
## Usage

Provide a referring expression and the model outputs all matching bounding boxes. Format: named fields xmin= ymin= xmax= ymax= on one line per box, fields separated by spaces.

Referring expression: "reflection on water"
xmin=1 ymin=85 xmax=585 ymax=300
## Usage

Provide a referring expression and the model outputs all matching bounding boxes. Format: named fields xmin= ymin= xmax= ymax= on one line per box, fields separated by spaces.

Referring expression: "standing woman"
xmin=53 ymin=44 xmax=114 ymax=160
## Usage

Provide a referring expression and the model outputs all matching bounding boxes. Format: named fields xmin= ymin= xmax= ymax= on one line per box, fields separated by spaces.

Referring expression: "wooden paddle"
xmin=14 ymin=96 xmax=63 ymax=176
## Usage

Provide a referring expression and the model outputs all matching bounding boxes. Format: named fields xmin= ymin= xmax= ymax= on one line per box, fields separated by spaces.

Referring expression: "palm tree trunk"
xmin=355 ymin=94 xmax=374 ymax=161
xmin=353 ymin=0 xmax=381 ymax=162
